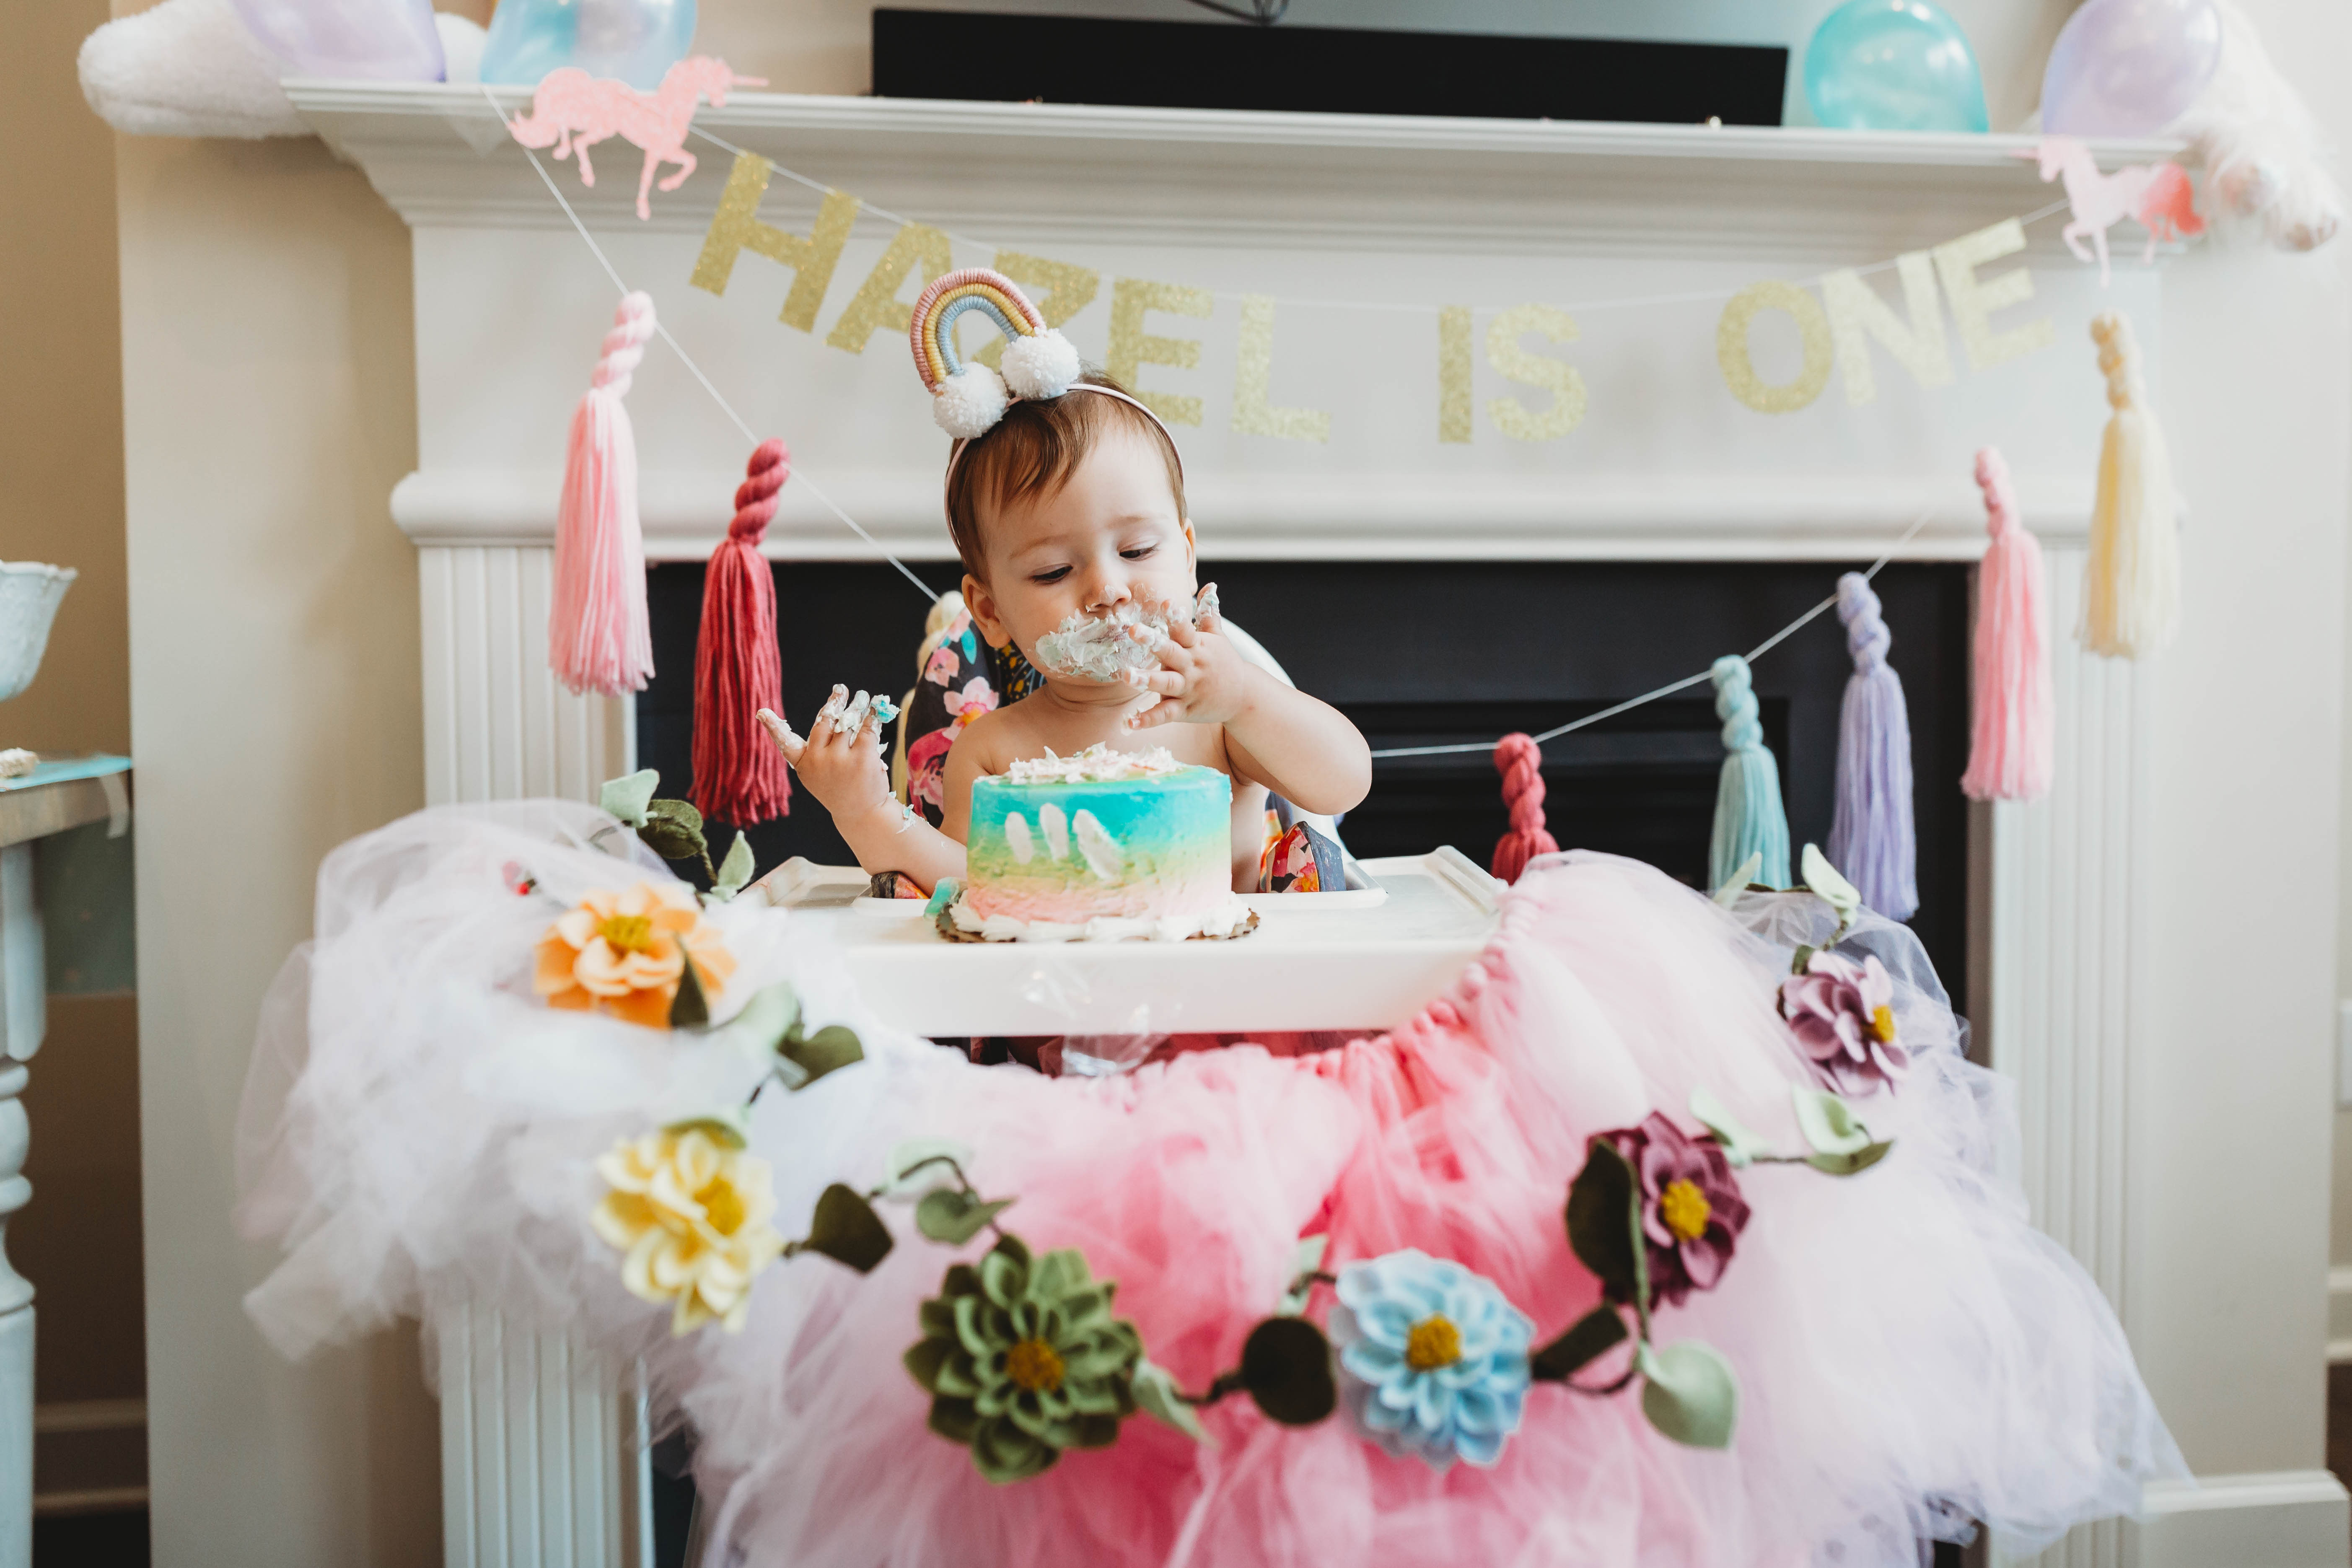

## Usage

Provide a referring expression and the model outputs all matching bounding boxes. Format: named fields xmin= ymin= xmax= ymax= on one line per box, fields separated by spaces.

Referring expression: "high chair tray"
xmin=752 ymin=848 xmax=1501 ymax=1036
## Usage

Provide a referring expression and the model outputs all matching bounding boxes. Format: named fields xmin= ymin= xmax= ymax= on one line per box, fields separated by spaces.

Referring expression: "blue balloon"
xmin=1804 ymin=0 xmax=1990 ymax=133
xmin=481 ymin=0 xmax=697 ymax=92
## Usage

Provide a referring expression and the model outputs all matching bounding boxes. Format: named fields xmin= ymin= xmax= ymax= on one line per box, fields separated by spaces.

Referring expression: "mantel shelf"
xmin=287 ymin=81 xmax=2181 ymax=259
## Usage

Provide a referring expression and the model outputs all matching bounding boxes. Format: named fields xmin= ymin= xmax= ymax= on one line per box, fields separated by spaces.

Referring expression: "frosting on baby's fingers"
xmin=755 ymin=707 xmax=805 ymax=760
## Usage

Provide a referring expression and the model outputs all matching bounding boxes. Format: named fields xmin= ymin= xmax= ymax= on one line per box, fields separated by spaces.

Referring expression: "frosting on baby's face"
xmin=961 ymin=423 xmax=1196 ymax=686
xmin=1031 ymin=586 xmax=1219 ymax=682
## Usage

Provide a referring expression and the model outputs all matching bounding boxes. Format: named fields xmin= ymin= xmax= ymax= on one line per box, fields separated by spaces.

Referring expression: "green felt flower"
xmin=902 ymin=1234 xmax=1144 ymax=1483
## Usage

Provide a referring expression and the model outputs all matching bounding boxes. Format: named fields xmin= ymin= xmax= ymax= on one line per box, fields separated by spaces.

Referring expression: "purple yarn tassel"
xmin=1827 ymin=573 xmax=1918 ymax=921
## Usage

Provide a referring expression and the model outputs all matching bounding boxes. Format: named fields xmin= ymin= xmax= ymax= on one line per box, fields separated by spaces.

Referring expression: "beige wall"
xmin=115 ymin=127 xmax=438 ymax=1563
xmin=59 ymin=0 xmax=2352 ymax=1557
xmin=0 ymin=0 xmax=145 ymax=1502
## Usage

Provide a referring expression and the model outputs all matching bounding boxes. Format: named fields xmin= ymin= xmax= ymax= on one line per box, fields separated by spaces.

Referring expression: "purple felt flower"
xmin=1780 ymin=950 xmax=1909 ymax=1095
xmin=1602 ymin=1113 xmax=1751 ymax=1308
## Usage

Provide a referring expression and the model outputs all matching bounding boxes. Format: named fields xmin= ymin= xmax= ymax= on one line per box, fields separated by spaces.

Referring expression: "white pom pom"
xmin=1000 ymin=329 xmax=1082 ymax=400
xmin=933 ymin=365 xmax=1008 ymax=439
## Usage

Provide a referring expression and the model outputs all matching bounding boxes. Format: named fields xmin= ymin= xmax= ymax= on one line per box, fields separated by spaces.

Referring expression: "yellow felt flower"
xmin=534 ymin=883 xmax=735 ymax=1029
xmin=591 ymin=1127 xmax=785 ymax=1335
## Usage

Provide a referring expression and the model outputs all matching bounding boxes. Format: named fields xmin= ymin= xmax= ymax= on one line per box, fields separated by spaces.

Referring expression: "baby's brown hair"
xmin=944 ymin=372 xmax=1187 ymax=578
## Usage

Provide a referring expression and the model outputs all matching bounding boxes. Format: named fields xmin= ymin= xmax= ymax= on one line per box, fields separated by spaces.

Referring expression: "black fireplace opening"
xmin=638 ymin=558 xmax=1971 ymax=998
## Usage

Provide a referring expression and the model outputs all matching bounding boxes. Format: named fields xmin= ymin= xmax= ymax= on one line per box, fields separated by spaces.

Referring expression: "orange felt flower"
xmin=534 ymin=883 xmax=736 ymax=1029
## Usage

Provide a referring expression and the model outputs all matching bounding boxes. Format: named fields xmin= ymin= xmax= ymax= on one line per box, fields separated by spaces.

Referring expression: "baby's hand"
xmin=759 ymin=687 xmax=895 ymax=827
xmin=1123 ymin=588 xmax=1254 ymax=731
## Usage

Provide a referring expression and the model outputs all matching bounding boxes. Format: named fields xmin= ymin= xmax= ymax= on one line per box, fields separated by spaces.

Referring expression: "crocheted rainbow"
xmin=909 ymin=269 xmax=1046 ymax=394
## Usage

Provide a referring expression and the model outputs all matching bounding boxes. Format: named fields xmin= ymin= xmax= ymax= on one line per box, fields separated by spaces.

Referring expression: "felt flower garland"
xmin=541 ymin=771 xmax=1925 ymax=1467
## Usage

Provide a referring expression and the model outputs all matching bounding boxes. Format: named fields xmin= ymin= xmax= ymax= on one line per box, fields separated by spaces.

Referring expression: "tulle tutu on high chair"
xmin=236 ymin=805 xmax=2180 ymax=1568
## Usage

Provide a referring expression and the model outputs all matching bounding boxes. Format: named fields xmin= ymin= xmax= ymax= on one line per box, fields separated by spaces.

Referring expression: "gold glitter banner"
xmin=686 ymin=172 xmax=2066 ymax=443
xmin=1105 ymin=277 xmax=1213 ymax=428
xmin=824 ymin=222 xmax=952 ymax=355
xmin=689 ymin=153 xmax=860 ymax=334
xmin=1231 ymin=295 xmax=1330 ymax=443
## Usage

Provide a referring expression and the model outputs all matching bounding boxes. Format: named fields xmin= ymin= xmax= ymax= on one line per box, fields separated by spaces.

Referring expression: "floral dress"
xmin=895 ymin=602 xmax=1045 ymax=829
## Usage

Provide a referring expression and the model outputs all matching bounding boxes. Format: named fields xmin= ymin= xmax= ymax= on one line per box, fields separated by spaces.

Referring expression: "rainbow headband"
xmin=909 ymin=268 xmax=1183 ymax=488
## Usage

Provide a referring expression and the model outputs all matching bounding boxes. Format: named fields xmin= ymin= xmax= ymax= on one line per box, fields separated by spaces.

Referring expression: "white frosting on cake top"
xmin=1002 ymin=743 xmax=1184 ymax=785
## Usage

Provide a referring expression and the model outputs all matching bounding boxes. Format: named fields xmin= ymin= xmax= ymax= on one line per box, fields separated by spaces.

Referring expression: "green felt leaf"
xmin=660 ymin=1108 xmax=749 ymax=1150
xmin=667 ymin=956 xmax=710 ymax=1029
xmin=801 ymin=1182 xmax=894 ymax=1273
xmin=1131 ymin=1360 xmax=1212 ymax=1445
xmin=927 ymin=1395 xmax=980 ymax=1445
xmin=725 ymin=982 xmax=800 ymax=1052
xmin=780 ymin=1024 xmax=863 ymax=1088
xmin=1239 ymin=1316 xmax=1336 ymax=1426
xmin=904 ymin=1335 xmax=954 ymax=1394
xmin=1277 ymin=1234 xmax=1329 ymax=1316
xmin=1800 ymin=843 xmax=1862 ymax=929
xmin=1530 ymin=1304 xmax=1629 ymax=1382
xmin=598 ymin=769 xmax=659 ymax=827
xmin=916 ymin=1188 xmax=1015 ymax=1246
xmin=1805 ymin=1139 xmax=1895 ymax=1176
xmin=1687 ymin=1086 xmax=1767 ymax=1169
xmin=1565 ymin=1138 xmax=1639 ymax=1305
xmin=637 ymin=798 xmax=708 ymax=863
xmin=1637 ymin=1340 xmax=1740 ymax=1450
xmin=1710 ymin=850 xmax=1764 ymax=906
xmin=707 ymin=831 xmax=755 ymax=900
xmin=1791 ymin=1086 xmax=1871 ymax=1156
xmin=879 ymin=1139 xmax=977 ymax=1201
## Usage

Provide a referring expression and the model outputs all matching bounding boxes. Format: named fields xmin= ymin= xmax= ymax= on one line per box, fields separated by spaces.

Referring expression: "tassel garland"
xmin=2083 ymin=312 xmax=2181 ymax=658
xmin=1709 ymin=654 xmax=1790 ymax=892
xmin=1961 ymin=447 xmax=2054 ymax=801
xmin=1489 ymin=732 xmax=1559 ymax=884
xmin=1826 ymin=574 xmax=1918 ymax=921
xmin=549 ymin=292 xmax=658 ymax=697
xmin=690 ymin=439 xmax=794 ymax=827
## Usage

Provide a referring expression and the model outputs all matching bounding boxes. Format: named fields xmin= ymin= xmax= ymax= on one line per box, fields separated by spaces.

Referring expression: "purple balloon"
xmin=2042 ymin=0 xmax=2220 ymax=136
xmin=229 ymin=0 xmax=445 ymax=81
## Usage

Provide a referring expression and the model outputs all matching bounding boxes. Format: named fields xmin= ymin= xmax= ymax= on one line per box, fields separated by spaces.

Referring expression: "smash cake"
xmin=935 ymin=744 xmax=1256 ymax=942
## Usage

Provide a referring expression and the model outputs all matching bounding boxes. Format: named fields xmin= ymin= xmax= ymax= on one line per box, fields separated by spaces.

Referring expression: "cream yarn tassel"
xmin=2082 ymin=313 xmax=2180 ymax=658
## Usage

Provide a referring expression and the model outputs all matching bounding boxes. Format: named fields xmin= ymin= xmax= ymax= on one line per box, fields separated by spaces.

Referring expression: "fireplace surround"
xmin=280 ymin=79 xmax=2219 ymax=1568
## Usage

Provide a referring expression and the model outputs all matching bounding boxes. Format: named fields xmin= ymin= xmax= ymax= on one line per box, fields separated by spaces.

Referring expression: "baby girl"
xmin=759 ymin=366 xmax=1370 ymax=892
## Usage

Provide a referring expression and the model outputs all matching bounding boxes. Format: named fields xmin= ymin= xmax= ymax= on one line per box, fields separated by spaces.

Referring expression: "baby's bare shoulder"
xmin=954 ymin=701 xmax=1036 ymax=772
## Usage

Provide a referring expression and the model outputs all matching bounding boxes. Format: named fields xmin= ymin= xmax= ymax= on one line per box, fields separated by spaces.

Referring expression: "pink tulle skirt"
xmin=233 ymin=806 xmax=2177 ymax=1568
xmin=681 ymin=853 xmax=2178 ymax=1568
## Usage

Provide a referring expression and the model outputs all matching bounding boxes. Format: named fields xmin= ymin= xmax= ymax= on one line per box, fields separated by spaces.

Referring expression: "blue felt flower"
xmin=1329 ymin=1249 xmax=1533 ymax=1470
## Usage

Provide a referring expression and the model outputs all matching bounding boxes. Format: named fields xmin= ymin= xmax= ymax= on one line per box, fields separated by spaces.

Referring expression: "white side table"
xmin=0 ymin=757 xmax=130 ymax=1568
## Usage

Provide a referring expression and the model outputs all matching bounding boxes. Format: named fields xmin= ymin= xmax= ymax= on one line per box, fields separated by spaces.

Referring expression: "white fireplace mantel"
xmin=291 ymin=85 xmax=2185 ymax=1568
xmin=292 ymin=83 xmax=2173 ymax=565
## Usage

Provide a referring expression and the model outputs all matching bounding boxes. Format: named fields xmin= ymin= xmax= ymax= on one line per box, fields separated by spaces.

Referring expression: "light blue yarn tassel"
xmin=1709 ymin=654 xmax=1790 ymax=891
xmin=1826 ymin=573 xmax=1919 ymax=921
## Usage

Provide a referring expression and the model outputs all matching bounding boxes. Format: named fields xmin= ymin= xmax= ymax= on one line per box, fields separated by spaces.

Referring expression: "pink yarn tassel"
xmin=1961 ymin=448 xmax=2054 ymax=801
xmin=1490 ymin=733 xmax=1558 ymax=884
xmin=691 ymin=439 xmax=793 ymax=826
xmin=550 ymin=293 xmax=658 ymax=696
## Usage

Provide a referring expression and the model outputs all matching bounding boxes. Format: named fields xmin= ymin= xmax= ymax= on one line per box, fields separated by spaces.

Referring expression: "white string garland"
xmin=490 ymin=83 xmax=943 ymax=604
xmin=1363 ymin=514 xmax=1929 ymax=761
xmin=480 ymin=84 xmax=1970 ymax=765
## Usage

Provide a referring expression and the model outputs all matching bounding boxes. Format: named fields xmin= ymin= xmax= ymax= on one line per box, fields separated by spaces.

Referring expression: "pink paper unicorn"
xmin=507 ymin=56 xmax=765 ymax=220
xmin=2019 ymin=136 xmax=2205 ymax=285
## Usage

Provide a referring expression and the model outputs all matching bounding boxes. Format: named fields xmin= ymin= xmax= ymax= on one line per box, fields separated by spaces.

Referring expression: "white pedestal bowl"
xmin=0 ymin=565 xmax=75 ymax=704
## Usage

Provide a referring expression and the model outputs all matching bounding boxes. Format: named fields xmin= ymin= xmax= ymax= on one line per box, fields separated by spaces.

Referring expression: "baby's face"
xmin=965 ymin=424 xmax=1195 ymax=679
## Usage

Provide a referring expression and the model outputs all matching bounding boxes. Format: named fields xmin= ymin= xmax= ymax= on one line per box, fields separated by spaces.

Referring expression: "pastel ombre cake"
xmin=946 ymin=746 xmax=1251 ymax=941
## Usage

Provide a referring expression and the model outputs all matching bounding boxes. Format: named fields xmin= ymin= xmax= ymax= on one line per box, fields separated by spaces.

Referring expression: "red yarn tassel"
xmin=1490 ymin=732 xmax=1558 ymax=884
xmin=691 ymin=439 xmax=793 ymax=825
